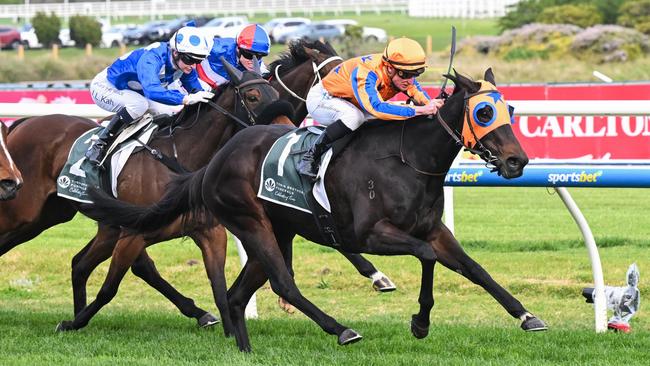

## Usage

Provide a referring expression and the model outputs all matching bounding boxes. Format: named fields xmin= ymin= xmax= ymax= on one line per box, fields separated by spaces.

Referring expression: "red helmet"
xmin=236 ymin=24 xmax=271 ymax=55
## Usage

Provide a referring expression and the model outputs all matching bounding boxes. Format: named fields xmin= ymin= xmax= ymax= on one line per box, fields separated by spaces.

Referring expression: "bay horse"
xmin=268 ymin=40 xmax=396 ymax=293
xmin=0 ymin=122 xmax=22 ymax=200
xmin=1 ymin=61 xmax=292 ymax=336
xmin=83 ymin=69 xmax=547 ymax=352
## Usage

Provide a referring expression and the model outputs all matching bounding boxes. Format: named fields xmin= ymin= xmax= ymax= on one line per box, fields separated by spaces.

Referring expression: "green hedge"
xmin=69 ymin=15 xmax=102 ymax=47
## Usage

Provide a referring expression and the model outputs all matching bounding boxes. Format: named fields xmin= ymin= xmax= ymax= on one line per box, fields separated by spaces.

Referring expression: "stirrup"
xmin=297 ymin=162 xmax=317 ymax=179
xmin=85 ymin=141 xmax=107 ymax=166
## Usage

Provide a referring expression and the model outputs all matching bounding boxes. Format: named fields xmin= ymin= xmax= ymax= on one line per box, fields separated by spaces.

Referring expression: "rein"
xmin=274 ymin=56 xmax=342 ymax=102
xmin=378 ymin=89 xmax=501 ymax=177
xmin=376 ymin=120 xmax=448 ymax=177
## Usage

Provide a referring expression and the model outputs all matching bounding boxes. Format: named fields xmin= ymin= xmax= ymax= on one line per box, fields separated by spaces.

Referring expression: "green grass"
xmin=0 ymin=187 xmax=648 ymax=364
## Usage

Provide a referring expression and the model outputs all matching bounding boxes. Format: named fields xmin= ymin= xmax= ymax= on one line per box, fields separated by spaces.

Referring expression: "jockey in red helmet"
xmin=195 ymin=24 xmax=271 ymax=90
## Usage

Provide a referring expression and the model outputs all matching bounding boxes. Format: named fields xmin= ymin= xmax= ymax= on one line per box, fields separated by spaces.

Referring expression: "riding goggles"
xmin=178 ymin=52 xmax=204 ymax=65
xmin=396 ymin=67 xmax=425 ymax=79
xmin=239 ymin=48 xmax=267 ymax=60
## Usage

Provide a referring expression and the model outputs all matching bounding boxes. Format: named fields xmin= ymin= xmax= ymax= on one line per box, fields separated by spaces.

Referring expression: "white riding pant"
xmin=90 ymin=68 xmax=183 ymax=120
xmin=306 ymin=82 xmax=372 ymax=130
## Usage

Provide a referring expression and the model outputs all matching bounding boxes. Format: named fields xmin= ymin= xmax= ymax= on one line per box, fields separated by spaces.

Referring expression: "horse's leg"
xmin=362 ymin=219 xmax=437 ymax=260
xmin=189 ymin=225 xmax=234 ymax=335
xmin=410 ymin=259 xmax=435 ymax=339
xmin=72 ymin=225 xmax=217 ymax=327
xmin=432 ymin=224 xmax=547 ymax=331
xmin=227 ymin=222 xmax=359 ymax=351
xmin=0 ymin=196 xmax=76 ymax=256
xmin=277 ymin=238 xmax=295 ymax=313
xmin=337 ymin=250 xmax=397 ymax=292
xmin=130 ymin=248 xmax=218 ymax=327
xmin=56 ymin=234 xmax=146 ymax=331
xmin=70 ymin=225 xmax=120 ymax=315
xmin=226 ymin=258 xmax=268 ymax=352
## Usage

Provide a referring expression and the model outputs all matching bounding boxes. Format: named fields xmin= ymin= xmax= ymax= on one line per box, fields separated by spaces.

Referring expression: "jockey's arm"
xmin=405 ymin=80 xmax=431 ymax=106
xmin=179 ymin=69 xmax=203 ymax=94
xmin=137 ymin=52 xmax=185 ymax=105
xmin=352 ymin=68 xmax=417 ymax=120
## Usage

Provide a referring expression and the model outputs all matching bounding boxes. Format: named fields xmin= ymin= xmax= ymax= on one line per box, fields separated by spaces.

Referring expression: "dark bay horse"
xmin=268 ymin=40 xmax=396 ymax=294
xmin=1 ymin=62 xmax=292 ymax=336
xmin=84 ymin=69 xmax=547 ymax=352
xmin=0 ymin=122 xmax=22 ymax=200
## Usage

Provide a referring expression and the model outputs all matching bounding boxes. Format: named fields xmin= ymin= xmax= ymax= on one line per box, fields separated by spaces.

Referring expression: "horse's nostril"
xmin=0 ymin=179 xmax=16 ymax=191
xmin=506 ymin=157 xmax=522 ymax=170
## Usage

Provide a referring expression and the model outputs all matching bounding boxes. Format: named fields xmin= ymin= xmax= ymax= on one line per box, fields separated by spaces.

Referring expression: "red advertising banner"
xmin=1 ymin=82 xmax=649 ymax=160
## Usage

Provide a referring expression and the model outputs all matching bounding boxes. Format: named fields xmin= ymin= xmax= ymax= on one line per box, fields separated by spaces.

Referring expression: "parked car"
xmin=58 ymin=28 xmax=75 ymax=47
xmin=0 ymin=26 xmax=22 ymax=49
xmin=147 ymin=17 xmax=185 ymax=42
xmin=263 ymin=17 xmax=310 ymax=43
xmin=321 ymin=19 xmax=387 ymax=42
xmin=101 ymin=25 xmax=126 ymax=48
xmin=278 ymin=22 xmax=343 ymax=44
xmin=122 ymin=20 xmax=168 ymax=45
xmin=20 ymin=24 xmax=75 ymax=48
xmin=200 ymin=16 xmax=248 ymax=39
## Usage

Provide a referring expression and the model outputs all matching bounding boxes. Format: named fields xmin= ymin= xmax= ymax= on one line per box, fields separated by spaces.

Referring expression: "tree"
xmin=31 ymin=11 xmax=61 ymax=47
xmin=537 ymin=4 xmax=604 ymax=28
xmin=69 ymin=15 xmax=102 ymax=47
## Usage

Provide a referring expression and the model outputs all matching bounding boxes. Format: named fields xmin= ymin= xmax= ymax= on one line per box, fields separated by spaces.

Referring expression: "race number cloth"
xmin=258 ymin=126 xmax=333 ymax=213
xmin=57 ymin=124 xmax=157 ymax=203
xmin=57 ymin=128 xmax=105 ymax=203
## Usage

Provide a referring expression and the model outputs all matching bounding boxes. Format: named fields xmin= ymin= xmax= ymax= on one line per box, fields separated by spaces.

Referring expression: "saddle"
xmin=57 ymin=115 xmax=159 ymax=203
xmin=258 ymin=126 xmax=354 ymax=247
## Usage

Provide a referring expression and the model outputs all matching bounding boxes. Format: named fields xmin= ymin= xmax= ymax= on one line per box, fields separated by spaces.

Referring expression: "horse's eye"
xmin=247 ymin=95 xmax=259 ymax=103
xmin=472 ymin=102 xmax=496 ymax=127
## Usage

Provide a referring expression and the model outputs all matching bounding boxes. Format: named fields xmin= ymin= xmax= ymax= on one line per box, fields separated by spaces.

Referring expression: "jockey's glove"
xmin=183 ymin=91 xmax=215 ymax=105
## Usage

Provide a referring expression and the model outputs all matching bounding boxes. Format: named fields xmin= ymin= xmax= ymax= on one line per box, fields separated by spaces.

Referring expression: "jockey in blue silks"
xmin=85 ymin=26 xmax=214 ymax=166
xmin=195 ymin=24 xmax=271 ymax=91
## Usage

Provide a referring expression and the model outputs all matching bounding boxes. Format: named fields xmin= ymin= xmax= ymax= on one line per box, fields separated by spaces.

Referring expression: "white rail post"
xmin=554 ymin=187 xmax=607 ymax=332
xmin=233 ymin=235 xmax=258 ymax=319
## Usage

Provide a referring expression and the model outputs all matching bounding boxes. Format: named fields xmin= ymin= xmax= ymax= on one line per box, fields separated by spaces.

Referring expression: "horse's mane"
xmin=268 ymin=39 xmax=338 ymax=77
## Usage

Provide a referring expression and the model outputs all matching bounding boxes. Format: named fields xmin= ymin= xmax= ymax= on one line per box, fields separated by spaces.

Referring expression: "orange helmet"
xmin=382 ymin=37 xmax=427 ymax=73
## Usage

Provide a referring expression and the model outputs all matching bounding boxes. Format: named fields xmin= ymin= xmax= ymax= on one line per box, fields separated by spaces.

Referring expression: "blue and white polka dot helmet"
xmin=170 ymin=26 xmax=213 ymax=59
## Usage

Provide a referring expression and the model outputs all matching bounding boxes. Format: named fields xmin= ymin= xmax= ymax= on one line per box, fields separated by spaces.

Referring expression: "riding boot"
xmin=85 ymin=107 xmax=133 ymax=166
xmin=297 ymin=119 xmax=352 ymax=179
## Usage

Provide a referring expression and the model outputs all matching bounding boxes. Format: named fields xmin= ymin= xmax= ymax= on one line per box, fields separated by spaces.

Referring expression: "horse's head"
xmin=441 ymin=68 xmax=528 ymax=178
xmin=268 ymin=40 xmax=342 ymax=124
xmin=220 ymin=56 xmax=294 ymax=126
xmin=0 ymin=122 xmax=23 ymax=200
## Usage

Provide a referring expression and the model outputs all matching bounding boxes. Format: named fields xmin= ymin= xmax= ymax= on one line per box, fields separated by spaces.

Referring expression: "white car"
xmin=97 ymin=19 xmax=125 ymax=48
xmin=98 ymin=23 xmax=132 ymax=48
xmin=20 ymin=24 xmax=75 ymax=48
xmin=321 ymin=19 xmax=387 ymax=42
xmin=263 ymin=17 xmax=311 ymax=44
xmin=200 ymin=16 xmax=248 ymax=39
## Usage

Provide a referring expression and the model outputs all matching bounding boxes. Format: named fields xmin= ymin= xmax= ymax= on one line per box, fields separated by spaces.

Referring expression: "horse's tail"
xmin=83 ymin=167 xmax=208 ymax=232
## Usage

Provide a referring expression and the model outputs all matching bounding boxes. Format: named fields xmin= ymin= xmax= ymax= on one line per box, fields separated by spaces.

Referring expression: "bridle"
xmin=378 ymin=88 xmax=503 ymax=177
xmin=273 ymin=55 xmax=342 ymax=102
xmin=205 ymin=77 xmax=276 ymax=128
xmin=436 ymin=89 xmax=501 ymax=169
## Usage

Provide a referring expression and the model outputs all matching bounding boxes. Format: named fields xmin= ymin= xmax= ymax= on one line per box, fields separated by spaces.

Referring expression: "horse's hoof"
xmin=372 ymin=276 xmax=397 ymax=292
xmin=338 ymin=328 xmax=363 ymax=345
xmin=521 ymin=315 xmax=548 ymax=332
xmin=198 ymin=312 xmax=220 ymax=328
xmin=278 ymin=297 xmax=296 ymax=314
xmin=410 ymin=315 xmax=429 ymax=339
xmin=55 ymin=320 xmax=75 ymax=332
